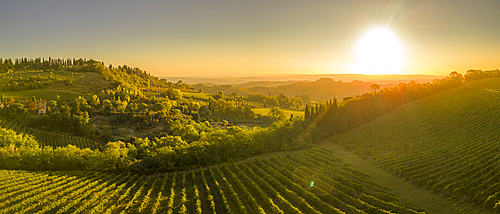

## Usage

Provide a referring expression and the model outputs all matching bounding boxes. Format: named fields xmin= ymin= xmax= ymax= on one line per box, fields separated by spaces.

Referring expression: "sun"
xmin=354 ymin=28 xmax=402 ymax=75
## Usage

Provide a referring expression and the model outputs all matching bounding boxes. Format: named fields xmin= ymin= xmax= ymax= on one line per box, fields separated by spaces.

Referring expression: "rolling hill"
xmin=194 ymin=78 xmax=375 ymax=101
xmin=329 ymin=77 xmax=500 ymax=211
xmin=191 ymin=75 xmax=444 ymax=102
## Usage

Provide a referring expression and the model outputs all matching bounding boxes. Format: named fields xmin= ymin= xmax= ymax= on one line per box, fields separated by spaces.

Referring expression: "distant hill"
xmin=235 ymin=80 xmax=305 ymax=88
xmin=330 ymin=77 xmax=500 ymax=210
xmin=194 ymin=84 xmax=255 ymax=97
xmin=187 ymin=74 xmax=443 ymax=101
xmin=249 ymin=78 xmax=373 ymax=101
xmin=194 ymin=78 xmax=375 ymax=101
xmin=166 ymin=73 xmax=443 ymax=85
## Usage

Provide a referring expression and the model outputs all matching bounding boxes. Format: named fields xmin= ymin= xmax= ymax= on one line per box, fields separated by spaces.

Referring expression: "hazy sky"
xmin=1 ymin=0 xmax=499 ymax=77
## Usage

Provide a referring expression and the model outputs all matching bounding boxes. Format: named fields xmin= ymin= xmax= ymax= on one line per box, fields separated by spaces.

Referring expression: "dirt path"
xmin=316 ymin=136 xmax=492 ymax=214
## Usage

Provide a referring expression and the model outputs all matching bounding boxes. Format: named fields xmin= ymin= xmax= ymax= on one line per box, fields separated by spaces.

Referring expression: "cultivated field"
xmin=0 ymin=147 xmax=424 ymax=214
xmin=330 ymin=78 xmax=500 ymax=210
xmin=253 ymin=107 xmax=305 ymax=119
xmin=0 ymin=119 xmax=102 ymax=150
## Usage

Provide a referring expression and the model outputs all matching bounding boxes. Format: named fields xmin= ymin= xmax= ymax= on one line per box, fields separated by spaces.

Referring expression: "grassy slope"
xmin=0 ymin=70 xmax=114 ymax=101
xmin=183 ymin=91 xmax=213 ymax=99
xmin=253 ymin=107 xmax=305 ymax=119
xmin=320 ymin=78 xmax=500 ymax=213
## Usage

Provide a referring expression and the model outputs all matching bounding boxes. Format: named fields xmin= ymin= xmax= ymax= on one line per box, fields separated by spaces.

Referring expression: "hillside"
xmin=328 ymin=78 xmax=500 ymax=211
xmin=0 ymin=70 xmax=113 ymax=102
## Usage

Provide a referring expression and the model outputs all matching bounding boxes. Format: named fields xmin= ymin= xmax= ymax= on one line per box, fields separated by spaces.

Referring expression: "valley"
xmin=0 ymin=58 xmax=499 ymax=213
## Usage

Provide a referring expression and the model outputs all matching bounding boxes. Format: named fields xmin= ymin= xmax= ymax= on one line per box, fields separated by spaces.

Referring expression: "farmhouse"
xmin=37 ymin=99 xmax=47 ymax=110
xmin=22 ymin=99 xmax=47 ymax=115
xmin=36 ymin=99 xmax=47 ymax=115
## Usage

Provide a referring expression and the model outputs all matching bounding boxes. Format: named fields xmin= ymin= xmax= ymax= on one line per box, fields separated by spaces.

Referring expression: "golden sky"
xmin=0 ymin=0 xmax=499 ymax=77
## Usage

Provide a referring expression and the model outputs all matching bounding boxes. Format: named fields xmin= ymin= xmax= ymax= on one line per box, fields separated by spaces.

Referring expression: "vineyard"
xmin=0 ymin=119 xmax=102 ymax=150
xmin=331 ymin=78 xmax=500 ymax=210
xmin=0 ymin=147 xmax=424 ymax=214
xmin=1 ymin=90 xmax=87 ymax=102
xmin=1 ymin=70 xmax=44 ymax=76
xmin=183 ymin=91 xmax=213 ymax=100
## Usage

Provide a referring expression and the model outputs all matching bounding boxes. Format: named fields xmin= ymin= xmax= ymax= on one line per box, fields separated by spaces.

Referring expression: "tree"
xmin=213 ymin=91 xmax=224 ymax=100
xmin=137 ymin=103 xmax=148 ymax=113
xmin=90 ymin=94 xmax=100 ymax=107
xmin=370 ymin=84 xmax=380 ymax=93
xmin=73 ymin=96 xmax=91 ymax=114
xmin=269 ymin=107 xmax=285 ymax=121
xmin=167 ymin=88 xmax=183 ymax=100
xmin=26 ymin=100 xmax=37 ymax=112
xmin=299 ymin=94 xmax=313 ymax=103
xmin=64 ymin=78 xmax=73 ymax=86
xmin=9 ymin=102 xmax=27 ymax=118
xmin=47 ymin=100 xmax=57 ymax=110
xmin=0 ymin=127 xmax=38 ymax=148
xmin=291 ymin=96 xmax=303 ymax=109
xmin=447 ymin=71 xmax=464 ymax=86
xmin=305 ymin=105 xmax=310 ymax=120
xmin=343 ymin=96 xmax=353 ymax=102
xmin=101 ymin=99 xmax=115 ymax=115
xmin=277 ymin=93 xmax=290 ymax=107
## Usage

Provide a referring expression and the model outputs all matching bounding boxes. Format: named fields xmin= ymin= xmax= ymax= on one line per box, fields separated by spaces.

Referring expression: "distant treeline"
xmin=304 ymin=70 xmax=500 ymax=140
xmin=0 ymin=57 xmax=102 ymax=72
xmin=0 ymin=57 xmax=193 ymax=93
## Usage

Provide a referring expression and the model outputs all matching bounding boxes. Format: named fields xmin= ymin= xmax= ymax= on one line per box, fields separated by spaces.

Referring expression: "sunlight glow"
xmin=354 ymin=28 xmax=402 ymax=75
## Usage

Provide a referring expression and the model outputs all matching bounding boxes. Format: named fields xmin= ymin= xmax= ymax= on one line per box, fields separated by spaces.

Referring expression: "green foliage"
xmin=0 ymin=102 xmax=27 ymax=119
xmin=0 ymin=144 xmax=129 ymax=171
xmin=0 ymin=127 xmax=38 ymax=148
xmin=64 ymin=78 xmax=73 ymax=86
xmin=268 ymin=107 xmax=285 ymax=121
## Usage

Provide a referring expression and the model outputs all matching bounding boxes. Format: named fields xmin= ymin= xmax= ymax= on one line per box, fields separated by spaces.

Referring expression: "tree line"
xmin=0 ymin=116 xmax=314 ymax=172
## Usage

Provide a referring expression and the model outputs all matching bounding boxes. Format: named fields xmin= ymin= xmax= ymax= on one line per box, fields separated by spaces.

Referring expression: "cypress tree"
xmin=305 ymin=105 xmax=310 ymax=120
xmin=311 ymin=106 xmax=316 ymax=120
